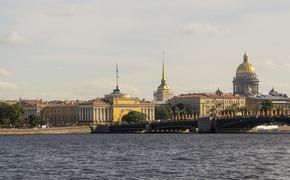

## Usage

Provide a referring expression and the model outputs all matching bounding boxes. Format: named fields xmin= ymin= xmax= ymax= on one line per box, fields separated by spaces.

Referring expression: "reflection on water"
xmin=0 ymin=134 xmax=290 ymax=179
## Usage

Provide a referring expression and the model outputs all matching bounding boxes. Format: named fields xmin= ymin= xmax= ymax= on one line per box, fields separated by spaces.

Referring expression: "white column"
xmin=104 ymin=109 xmax=107 ymax=122
xmin=100 ymin=109 xmax=103 ymax=122
xmin=97 ymin=109 xmax=100 ymax=122
xmin=86 ymin=109 xmax=88 ymax=121
xmin=94 ymin=109 xmax=96 ymax=122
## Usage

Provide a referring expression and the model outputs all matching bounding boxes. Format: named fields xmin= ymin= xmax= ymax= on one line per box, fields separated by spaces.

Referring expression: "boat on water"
xmin=255 ymin=125 xmax=279 ymax=133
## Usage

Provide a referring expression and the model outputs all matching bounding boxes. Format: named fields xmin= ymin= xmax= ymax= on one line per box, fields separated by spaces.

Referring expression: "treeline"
xmin=0 ymin=103 xmax=44 ymax=128
xmin=0 ymin=103 xmax=24 ymax=128
xmin=155 ymin=103 xmax=194 ymax=120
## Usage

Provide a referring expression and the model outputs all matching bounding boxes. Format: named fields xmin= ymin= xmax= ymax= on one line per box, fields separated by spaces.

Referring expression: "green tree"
xmin=9 ymin=103 xmax=24 ymax=128
xmin=171 ymin=105 xmax=180 ymax=120
xmin=0 ymin=103 xmax=24 ymax=127
xmin=261 ymin=100 xmax=274 ymax=114
xmin=28 ymin=114 xmax=43 ymax=127
xmin=185 ymin=105 xmax=193 ymax=119
xmin=155 ymin=106 xmax=172 ymax=120
xmin=121 ymin=111 xmax=147 ymax=124
xmin=176 ymin=103 xmax=186 ymax=119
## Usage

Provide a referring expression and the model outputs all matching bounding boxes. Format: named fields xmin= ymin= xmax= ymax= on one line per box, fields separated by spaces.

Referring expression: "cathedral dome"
xmin=236 ymin=53 xmax=256 ymax=76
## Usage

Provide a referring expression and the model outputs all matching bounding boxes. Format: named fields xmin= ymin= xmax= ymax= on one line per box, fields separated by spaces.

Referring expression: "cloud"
xmin=0 ymin=68 xmax=12 ymax=77
xmin=0 ymin=81 xmax=17 ymax=91
xmin=0 ymin=31 xmax=31 ymax=45
xmin=260 ymin=81 xmax=290 ymax=95
xmin=47 ymin=2 xmax=95 ymax=17
xmin=257 ymin=58 xmax=290 ymax=72
xmin=179 ymin=22 xmax=231 ymax=35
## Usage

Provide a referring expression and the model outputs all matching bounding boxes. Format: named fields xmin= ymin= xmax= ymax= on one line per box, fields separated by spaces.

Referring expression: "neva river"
xmin=0 ymin=134 xmax=290 ymax=180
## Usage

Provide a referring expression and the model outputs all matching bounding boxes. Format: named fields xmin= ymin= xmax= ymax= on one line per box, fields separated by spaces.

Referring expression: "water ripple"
xmin=0 ymin=134 xmax=290 ymax=179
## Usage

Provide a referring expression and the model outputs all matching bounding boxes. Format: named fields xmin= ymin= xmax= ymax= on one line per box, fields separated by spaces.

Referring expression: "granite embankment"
xmin=0 ymin=126 xmax=91 ymax=135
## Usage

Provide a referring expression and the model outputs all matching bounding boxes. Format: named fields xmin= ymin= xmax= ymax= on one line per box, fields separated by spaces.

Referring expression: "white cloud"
xmin=179 ymin=22 xmax=231 ymax=35
xmin=0 ymin=81 xmax=17 ymax=91
xmin=0 ymin=68 xmax=12 ymax=77
xmin=0 ymin=31 xmax=31 ymax=45
xmin=257 ymin=58 xmax=290 ymax=72
xmin=260 ymin=81 xmax=290 ymax=95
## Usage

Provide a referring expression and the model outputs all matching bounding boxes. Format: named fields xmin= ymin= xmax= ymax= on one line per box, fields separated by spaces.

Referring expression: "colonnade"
xmin=141 ymin=108 xmax=155 ymax=121
xmin=79 ymin=107 xmax=155 ymax=122
xmin=79 ymin=108 xmax=112 ymax=122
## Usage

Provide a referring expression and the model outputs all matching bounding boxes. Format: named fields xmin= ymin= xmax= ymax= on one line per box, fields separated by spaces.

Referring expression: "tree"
xmin=171 ymin=105 xmax=180 ymax=120
xmin=185 ymin=105 xmax=193 ymax=119
xmin=155 ymin=106 xmax=172 ymax=120
xmin=0 ymin=103 xmax=24 ymax=128
xmin=261 ymin=100 xmax=274 ymax=115
xmin=121 ymin=111 xmax=147 ymax=124
xmin=176 ymin=103 xmax=186 ymax=119
xmin=261 ymin=100 xmax=274 ymax=111
xmin=9 ymin=103 xmax=24 ymax=128
xmin=28 ymin=114 xmax=43 ymax=128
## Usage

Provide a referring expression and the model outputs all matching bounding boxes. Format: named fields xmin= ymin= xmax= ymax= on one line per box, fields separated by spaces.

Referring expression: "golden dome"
xmin=236 ymin=53 xmax=256 ymax=75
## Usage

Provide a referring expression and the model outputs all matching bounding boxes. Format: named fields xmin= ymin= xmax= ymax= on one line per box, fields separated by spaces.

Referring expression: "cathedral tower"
xmin=233 ymin=53 xmax=259 ymax=96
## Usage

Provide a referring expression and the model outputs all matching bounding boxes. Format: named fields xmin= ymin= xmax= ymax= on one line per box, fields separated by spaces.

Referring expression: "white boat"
xmin=256 ymin=125 xmax=279 ymax=133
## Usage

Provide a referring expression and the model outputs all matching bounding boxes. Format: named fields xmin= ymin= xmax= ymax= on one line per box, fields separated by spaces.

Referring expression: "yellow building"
xmin=170 ymin=89 xmax=246 ymax=118
xmin=79 ymin=89 xmax=155 ymax=125
xmin=79 ymin=66 xmax=155 ymax=125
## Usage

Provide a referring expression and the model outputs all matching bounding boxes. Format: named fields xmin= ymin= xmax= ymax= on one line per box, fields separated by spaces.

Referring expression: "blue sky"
xmin=0 ymin=0 xmax=290 ymax=100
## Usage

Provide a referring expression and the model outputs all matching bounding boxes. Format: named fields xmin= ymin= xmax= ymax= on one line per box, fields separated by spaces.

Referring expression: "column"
xmin=79 ymin=109 xmax=82 ymax=121
xmin=148 ymin=109 xmax=151 ymax=121
xmin=86 ymin=109 xmax=88 ymax=121
xmin=104 ymin=109 xmax=107 ymax=122
xmin=100 ymin=109 xmax=103 ymax=122
xmin=94 ymin=109 xmax=97 ymax=122
xmin=97 ymin=109 xmax=100 ymax=122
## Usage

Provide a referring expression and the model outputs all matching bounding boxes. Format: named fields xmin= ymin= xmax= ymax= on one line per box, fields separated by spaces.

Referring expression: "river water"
xmin=0 ymin=134 xmax=289 ymax=180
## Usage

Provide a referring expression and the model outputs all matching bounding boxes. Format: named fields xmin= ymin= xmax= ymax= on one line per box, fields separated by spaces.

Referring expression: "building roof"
xmin=20 ymin=99 xmax=48 ymax=108
xmin=236 ymin=53 xmax=256 ymax=75
xmin=174 ymin=92 xmax=245 ymax=100
xmin=45 ymin=103 xmax=78 ymax=108
xmin=248 ymin=89 xmax=289 ymax=101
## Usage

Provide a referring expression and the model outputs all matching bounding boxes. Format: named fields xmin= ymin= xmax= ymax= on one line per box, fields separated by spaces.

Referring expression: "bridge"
xmin=91 ymin=116 xmax=290 ymax=133
xmin=215 ymin=116 xmax=290 ymax=133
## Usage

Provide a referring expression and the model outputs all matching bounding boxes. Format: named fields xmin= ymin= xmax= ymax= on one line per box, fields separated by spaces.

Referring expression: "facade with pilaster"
xmin=78 ymin=94 xmax=155 ymax=125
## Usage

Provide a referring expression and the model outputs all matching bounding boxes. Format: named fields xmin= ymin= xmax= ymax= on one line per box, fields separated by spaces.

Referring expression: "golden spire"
xmin=162 ymin=51 xmax=166 ymax=82
xmin=243 ymin=51 xmax=248 ymax=63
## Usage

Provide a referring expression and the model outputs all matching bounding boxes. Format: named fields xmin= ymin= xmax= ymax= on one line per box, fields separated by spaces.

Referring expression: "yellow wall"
xmin=112 ymin=107 xmax=142 ymax=123
xmin=113 ymin=99 xmax=140 ymax=105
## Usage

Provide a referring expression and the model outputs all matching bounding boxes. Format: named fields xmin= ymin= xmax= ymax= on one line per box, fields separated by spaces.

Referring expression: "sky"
xmin=0 ymin=0 xmax=290 ymax=101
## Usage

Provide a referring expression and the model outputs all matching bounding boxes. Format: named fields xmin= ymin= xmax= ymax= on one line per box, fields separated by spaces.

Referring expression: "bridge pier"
xmin=197 ymin=117 xmax=216 ymax=133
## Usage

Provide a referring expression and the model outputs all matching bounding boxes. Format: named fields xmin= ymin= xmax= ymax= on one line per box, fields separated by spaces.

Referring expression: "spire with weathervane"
xmin=115 ymin=64 xmax=120 ymax=93
xmin=105 ymin=64 xmax=130 ymax=99
xmin=153 ymin=51 xmax=174 ymax=103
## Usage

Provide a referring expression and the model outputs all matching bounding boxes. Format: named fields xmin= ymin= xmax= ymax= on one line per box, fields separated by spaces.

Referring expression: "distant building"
xmin=79 ymin=65 xmax=155 ymax=125
xmin=0 ymin=100 xmax=18 ymax=105
xmin=233 ymin=53 xmax=259 ymax=96
xmin=19 ymin=99 xmax=47 ymax=120
xmin=170 ymin=89 xmax=246 ymax=118
xmin=42 ymin=102 xmax=79 ymax=127
xmin=247 ymin=88 xmax=290 ymax=112
xmin=153 ymin=53 xmax=174 ymax=103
